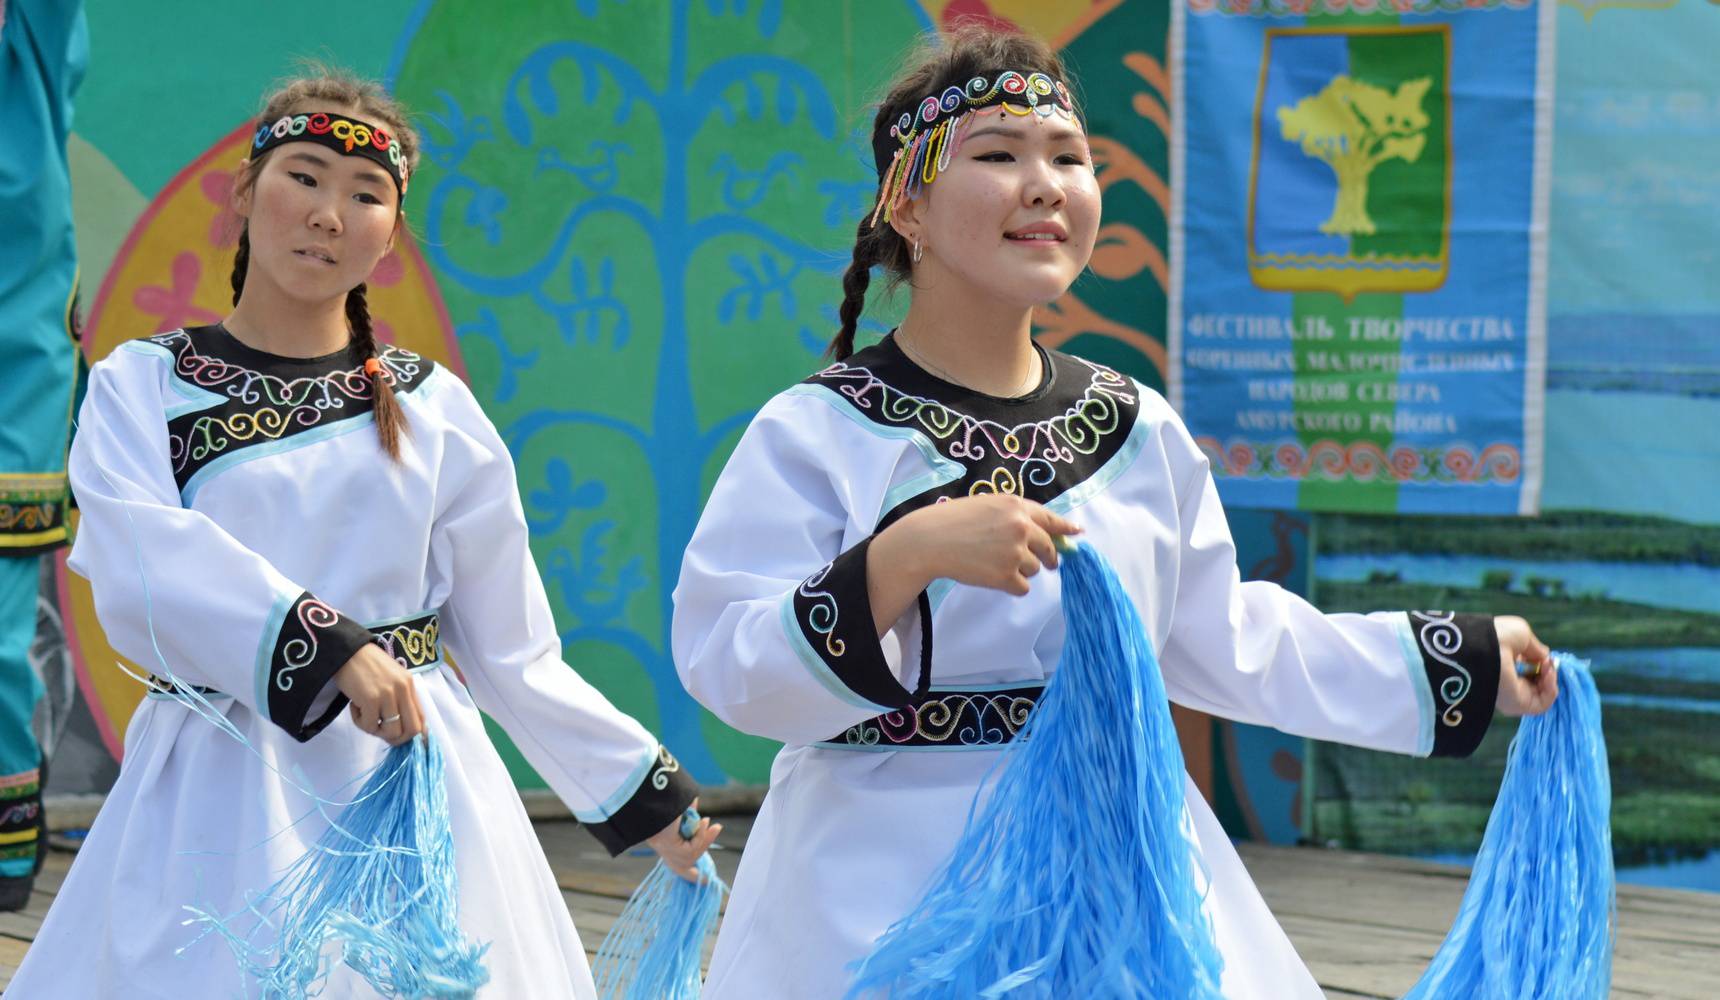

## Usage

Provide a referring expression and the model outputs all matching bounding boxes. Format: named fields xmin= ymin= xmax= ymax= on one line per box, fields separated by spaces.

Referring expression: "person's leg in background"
xmin=0 ymin=557 xmax=47 ymax=909
xmin=0 ymin=0 xmax=89 ymax=910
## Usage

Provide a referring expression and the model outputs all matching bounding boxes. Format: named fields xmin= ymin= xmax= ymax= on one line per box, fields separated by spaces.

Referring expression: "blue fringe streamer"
xmin=1403 ymin=653 xmax=1614 ymax=1000
xmin=592 ymin=810 xmax=728 ymax=1000
xmin=183 ymin=733 xmax=490 ymax=999
xmin=845 ymin=542 xmax=1225 ymax=999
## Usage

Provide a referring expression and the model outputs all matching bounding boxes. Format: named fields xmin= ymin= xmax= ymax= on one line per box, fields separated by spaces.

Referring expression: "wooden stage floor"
xmin=4 ymin=815 xmax=1714 ymax=997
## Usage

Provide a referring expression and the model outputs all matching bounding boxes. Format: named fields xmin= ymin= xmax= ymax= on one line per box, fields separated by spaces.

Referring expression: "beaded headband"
xmin=252 ymin=111 xmax=411 ymax=198
xmin=869 ymin=70 xmax=1080 ymax=226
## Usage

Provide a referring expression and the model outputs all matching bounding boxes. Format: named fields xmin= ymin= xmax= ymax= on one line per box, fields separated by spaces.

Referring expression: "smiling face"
xmin=892 ymin=107 xmax=1100 ymax=310
xmin=232 ymin=112 xmax=401 ymax=309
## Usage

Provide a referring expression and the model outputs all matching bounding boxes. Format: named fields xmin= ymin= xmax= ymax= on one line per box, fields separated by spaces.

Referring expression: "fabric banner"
xmin=1169 ymin=0 xmax=1553 ymax=514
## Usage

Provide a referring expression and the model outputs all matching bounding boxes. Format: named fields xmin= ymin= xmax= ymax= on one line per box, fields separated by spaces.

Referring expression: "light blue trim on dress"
xmin=163 ymin=378 xmax=229 ymax=419
xmin=181 ymin=412 xmax=378 ymax=506
xmin=122 ymin=338 xmax=227 ymax=418
xmin=119 ymin=339 xmax=177 ymax=362
xmin=369 ymin=607 xmax=441 ymax=628
xmin=572 ymin=744 xmax=659 ymax=824
xmin=781 ymin=382 xmax=968 ymax=515
xmin=408 ymin=364 xmax=452 ymax=400
xmin=1045 ymin=414 xmax=1152 ymax=518
xmin=928 ymin=680 xmax=1047 ymax=694
xmin=252 ymin=590 xmax=296 ymax=721
xmin=145 ymin=686 xmax=231 ymax=702
xmin=778 ymin=593 xmax=899 ymax=715
xmin=1391 ymin=611 xmax=1437 ymax=757
xmin=163 ymin=394 xmax=223 ymax=421
xmin=928 ymin=577 xmax=955 ymax=611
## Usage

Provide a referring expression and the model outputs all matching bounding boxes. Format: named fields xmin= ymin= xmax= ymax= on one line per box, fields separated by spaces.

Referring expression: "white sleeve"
xmin=67 ymin=351 xmax=377 ymax=741
xmin=672 ymin=393 xmax=925 ymax=747
xmin=1151 ymin=398 xmax=1501 ymax=759
xmin=431 ymin=380 xmax=695 ymax=855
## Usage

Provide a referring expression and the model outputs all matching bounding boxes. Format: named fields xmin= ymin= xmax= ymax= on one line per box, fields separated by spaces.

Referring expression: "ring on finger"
xmin=380 ymin=713 xmax=403 ymax=726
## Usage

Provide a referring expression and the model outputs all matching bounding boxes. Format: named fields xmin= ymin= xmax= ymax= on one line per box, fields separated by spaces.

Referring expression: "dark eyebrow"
xmin=284 ymin=149 xmax=390 ymax=188
xmin=283 ymin=149 xmax=333 ymax=168
xmin=965 ymin=124 xmax=1088 ymax=145
xmin=348 ymin=167 xmax=392 ymax=188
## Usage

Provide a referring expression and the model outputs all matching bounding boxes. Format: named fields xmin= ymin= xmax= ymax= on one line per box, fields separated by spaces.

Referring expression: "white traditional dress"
xmin=9 ymin=325 xmax=697 ymax=999
xmin=673 ymin=334 xmax=1500 ymax=999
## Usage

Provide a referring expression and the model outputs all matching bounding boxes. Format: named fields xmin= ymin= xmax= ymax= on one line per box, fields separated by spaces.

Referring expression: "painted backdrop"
xmin=53 ymin=0 xmax=1176 ymax=794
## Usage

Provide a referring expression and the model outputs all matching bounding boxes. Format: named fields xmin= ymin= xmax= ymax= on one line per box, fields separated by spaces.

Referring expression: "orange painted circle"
xmin=64 ymin=121 xmax=464 ymax=759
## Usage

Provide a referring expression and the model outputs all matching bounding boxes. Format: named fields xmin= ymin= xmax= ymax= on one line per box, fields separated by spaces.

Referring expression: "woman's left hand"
xmin=646 ymin=799 xmax=723 ymax=883
xmin=1494 ymin=614 xmax=1558 ymax=717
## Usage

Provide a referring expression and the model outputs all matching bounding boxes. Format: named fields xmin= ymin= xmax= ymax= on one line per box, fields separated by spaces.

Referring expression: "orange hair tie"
xmin=363 ymin=357 xmax=383 ymax=377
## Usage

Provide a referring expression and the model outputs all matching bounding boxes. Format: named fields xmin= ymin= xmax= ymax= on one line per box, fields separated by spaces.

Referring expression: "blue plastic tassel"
xmin=592 ymin=808 xmax=728 ymax=1000
xmin=185 ymin=733 xmax=490 ymax=999
xmin=1403 ymin=653 xmax=1614 ymax=1000
xmin=846 ymin=541 xmax=1225 ymax=999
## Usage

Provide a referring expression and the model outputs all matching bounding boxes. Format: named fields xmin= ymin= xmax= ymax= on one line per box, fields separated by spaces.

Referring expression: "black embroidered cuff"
xmin=791 ymin=536 xmax=916 ymax=712
xmin=581 ymin=747 xmax=700 ymax=857
xmin=264 ymin=592 xmax=375 ymax=742
xmin=1408 ymin=611 xmax=1501 ymax=759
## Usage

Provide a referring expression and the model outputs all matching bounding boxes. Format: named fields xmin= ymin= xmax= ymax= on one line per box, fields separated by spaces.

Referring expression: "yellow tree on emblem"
xmin=1277 ymin=75 xmax=1432 ymax=237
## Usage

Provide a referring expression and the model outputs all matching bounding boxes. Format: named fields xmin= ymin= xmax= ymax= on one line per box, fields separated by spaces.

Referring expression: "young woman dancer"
xmin=673 ymin=27 xmax=1556 ymax=999
xmin=9 ymin=68 xmax=718 ymax=999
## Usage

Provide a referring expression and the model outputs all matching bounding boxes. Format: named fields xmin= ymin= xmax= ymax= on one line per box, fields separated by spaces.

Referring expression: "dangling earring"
xmin=912 ymin=238 xmax=924 ymax=264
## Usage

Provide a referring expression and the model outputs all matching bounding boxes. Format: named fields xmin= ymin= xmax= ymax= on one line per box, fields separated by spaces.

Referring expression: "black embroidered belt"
xmin=147 ymin=610 xmax=444 ymax=699
xmin=367 ymin=610 xmax=444 ymax=670
xmin=815 ymin=683 xmax=1046 ymax=751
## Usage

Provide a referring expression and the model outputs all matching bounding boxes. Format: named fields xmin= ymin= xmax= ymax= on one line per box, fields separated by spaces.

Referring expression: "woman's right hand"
xmin=335 ymin=643 xmax=427 ymax=746
xmin=886 ymin=494 xmax=1083 ymax=597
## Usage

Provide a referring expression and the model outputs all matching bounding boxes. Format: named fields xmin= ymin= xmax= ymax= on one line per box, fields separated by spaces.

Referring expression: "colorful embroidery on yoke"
xmin=146 ymin=328 xmax=433 ymax=493
xmin=808 ymin=355 xmax=1137 ymax=503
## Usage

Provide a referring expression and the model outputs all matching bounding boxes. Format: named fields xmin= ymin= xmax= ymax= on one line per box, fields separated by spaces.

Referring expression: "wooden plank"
xmin=0 ymin=858 xmax=70 ymax=947
xmin=0 ymin=933 xmax=30 ymax=992
xmin=0 ymin=937 xmax=26 ymax=975
xmin=1278 ymin=906 xmax=1704 ymax=999
xmin=0 ymin=913 xmax=42 ymax=943
xmin=1236 ymin=844 xmax=1720 ymax=999
xmin=26 ymin=854 xmax=70 ymax=898
xmin=2 ymin=815 xmax=1716 ymax=999
xmin=1249 ymin=861 xmax=1720 ymax=951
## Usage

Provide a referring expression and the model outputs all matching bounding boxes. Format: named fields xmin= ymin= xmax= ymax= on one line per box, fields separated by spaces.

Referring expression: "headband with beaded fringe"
xmin=869 ymin=70 xmax=1080 ymax=226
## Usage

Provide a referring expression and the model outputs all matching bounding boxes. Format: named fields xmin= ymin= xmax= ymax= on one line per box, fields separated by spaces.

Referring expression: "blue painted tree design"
xmin=393 ymin=0 xmax=923 ymax=783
